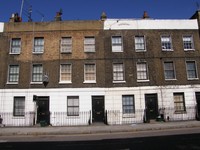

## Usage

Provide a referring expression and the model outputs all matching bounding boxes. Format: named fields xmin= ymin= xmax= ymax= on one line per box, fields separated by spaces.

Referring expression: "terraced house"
xmin=0 ymin=11 xmax=200 ymax=126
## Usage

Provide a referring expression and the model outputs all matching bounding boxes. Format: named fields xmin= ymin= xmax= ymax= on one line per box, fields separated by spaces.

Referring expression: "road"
xmin=0 ymin=127 xmax=200 ymax=150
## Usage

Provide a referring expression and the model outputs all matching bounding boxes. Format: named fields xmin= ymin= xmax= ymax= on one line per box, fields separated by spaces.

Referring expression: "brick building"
xmin=0 ymin=11 xmax=200 ymax=126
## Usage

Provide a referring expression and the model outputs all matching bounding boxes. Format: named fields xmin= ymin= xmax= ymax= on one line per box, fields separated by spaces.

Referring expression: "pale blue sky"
xmin=0 ymin=0 xmax=199 ymax=22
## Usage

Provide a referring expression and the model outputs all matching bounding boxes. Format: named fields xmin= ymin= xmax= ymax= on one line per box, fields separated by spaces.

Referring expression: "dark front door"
xmin=195 ymin=92 xmax=200 ymax=120
xmin=92 ymin=96 xmax=105 ymax=123
xmin=145 ymin=94 xmax=158 ymax=121
xmin=37 ymin=96 xmax=50 ymax=125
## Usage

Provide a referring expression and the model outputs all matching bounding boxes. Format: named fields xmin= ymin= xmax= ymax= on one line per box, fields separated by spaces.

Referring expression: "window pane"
xmin=32 ymin=64 xmax=43 ymax=82
xmin=186 ymin=61 xmax=197 ymax=79
xmin=14 ymin=97 xmax=25 ymax=116
xmin=60 ymin=64 xmax=71 ymax=82
xmin=61 ymin=37 xmax=72 ymax=53
xmin=164 ymin=62 xmax=175 ymax=79
xmin=10 ymin=38 xmax=21 ymax=54
xmin=183 ymin=36 xmax=194 ymax=50
xmin=67 ymin=96 xmax=79 ymax=116
xmin=161 ymin=36 xmax=172 ymax=50
xmin=8 ymin=65 xmax=19 ymax=82
xmin=85 ymin=64 xmax=96 ymax=81
xmin=34 ymin=38 xmax=44 ymax=53
xmin=135 ymin=36 xmax=145 ymax=50
xmin=174 ymin=93 xmax=185 ymax=112
xmin=112 ymin=36 xmax=123 ymax=52
xmin=122 ymin=95 xmax=135 ymax=114
xmin=84 ymin=37 xmax=95 ymax=52
xmin=137 ymin=62 xmax=148 ymax=80
xmin=113 ymin=63 xmax=124 ymax=81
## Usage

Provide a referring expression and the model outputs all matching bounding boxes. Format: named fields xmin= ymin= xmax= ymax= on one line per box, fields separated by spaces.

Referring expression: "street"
xmin=0 ymin=127 xmax=200 ymax=150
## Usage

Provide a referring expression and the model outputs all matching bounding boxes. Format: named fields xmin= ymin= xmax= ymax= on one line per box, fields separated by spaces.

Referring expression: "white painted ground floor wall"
xmin=0 ymin=85 xmax=199 ymax=126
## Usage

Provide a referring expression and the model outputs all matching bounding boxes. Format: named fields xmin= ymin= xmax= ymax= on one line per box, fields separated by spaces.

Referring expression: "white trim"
xmin=0 ymin=23 xmax=4 ymax=32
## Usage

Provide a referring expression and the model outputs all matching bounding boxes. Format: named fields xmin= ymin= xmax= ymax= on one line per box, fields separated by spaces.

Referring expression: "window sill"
xmin=30 ymin=82 xmax=43 ymax=84
xmin=137 ymin=80 xmax=149 ymax=82
xmin=135 ymin=50 xmax=146 ymax=52
xmin=112 ymin=51 xmax=123 ymax=53
xmin=9 ymin=53 xmax=21 ymax=55
xmin=113 ymin=81 xmax=126 ymax=83
xmin=165 ymin=79 xmax=177 ymax=81
xmin=59 ymin=81 xmax=72 ymax=84
xmin=162 ymin=49 xmax=173 ymax=51
xmin=6 ymin=82 xmax=18 ymax=85
xmin=32 ymin=52 xmax=44 ymax=54
xmin=187 ymin=78 xmax=199 ymax=81
xmin=60 ymin=52 xmax=72 ymax=54
xmin=184 ymin=49 xmax=195 ymax=51
xmin=83 ymin=81 xmax=96 ymax=84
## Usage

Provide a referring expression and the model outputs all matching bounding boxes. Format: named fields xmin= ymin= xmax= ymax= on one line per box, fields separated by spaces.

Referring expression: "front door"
xmin=37 ymin=96 xmax=50 ymax=125
xmin=195 ymin=92 xmax=200 ymax=120
xmin=145 ymin=94 xmax=158 ymax=122
xmin=92 ymin=96 xmax=105 ymax=123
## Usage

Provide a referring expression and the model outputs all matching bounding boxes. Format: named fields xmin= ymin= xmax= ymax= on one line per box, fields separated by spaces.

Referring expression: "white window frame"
xmin=113 ymin=63 xmax=125 ymax=83
xmin=7 ymin=65 xmax=20 ymax=84
xmin=31 ymin=64 xmax=43 ymax=83
xmin=67 ymin=96 xmax=79 ymax=116
xmin=161 ymin=35 xmax=173 ymax=51
xmin=136 ymin=61 xmax=149 ymax=82
xmin=183 ymin=35 xmax=194 ymax=51
xmin=84 ymin=63 xmax=96 ymax=83
xmin=112 ymin=36 xmax=123 ymax=52
xmin=60 ymin=63 xmax=72 ymax=84
xmin=60 ymin=37 xmax=72 ymax=53
xmin=10 ymin=38 xmax=21 ymax=54
xmin=33 ymin=37 xmax=44 ymax=53
xmin=186 ymin=60 xmax=198 ymax=80
xmin=163 ymin=61 xmax=176 ymax=80
xmin=84 ymin=37 xmax=95 ymax=52
xmin=135 ymin=35 xmax=146 ymax=52
xmin=13 ymin=96 xmax=25 ymax=117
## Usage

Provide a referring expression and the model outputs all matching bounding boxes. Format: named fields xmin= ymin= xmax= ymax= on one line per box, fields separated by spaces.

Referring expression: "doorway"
xmin=145 ymin=94 xmax=158 ymax=122
xmin=195 ymin=92 xmax=200 ymax=120
xmin=37 ymin=96 xmax=50 ymax=125
xmin=92 ymin=96 xmax=105 ymax=123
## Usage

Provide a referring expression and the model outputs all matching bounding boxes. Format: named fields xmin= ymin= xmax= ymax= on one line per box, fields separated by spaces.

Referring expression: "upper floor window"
xmin=163 ymin=61 xmax=176 ymax=80
xmin=136 ymin=62 xmax=149 ymax=81
xmin=10 ymin=38 xmax=21 ymax=54
xmin=33 ymin=37 xmax=44 ymax=53
xmin=135 ymin=36 xmax=146 ymax=51
xmin=161 ymin=35 xmax=172 ymax=51
xmin=32 ymin=64 xmax=43 ymax=82
xmin=112 ymin=36 xmax=123 ymax=52
xmin=122 ymin=95 xmax=135 ymax=115
xmin=60 ymin=37 xmax=72 ymax=53
xmin=113 ymin=63 xmax=125 ymax=82
xmin=186 ymin=61 xmax=198 ymax=80
xmin=183 ymin=35 xmax=194 ymax=50
xmin=84 ymin=63 xmax=96 ymax=83
xmin=84 ymin=37 xmax=95 ymax=52
xmin=8 ymin=65 xmax=19 ymax=83
xmin=60 ymin=64 xmax=72 ymax=83
xmin=13 ymin=97 xmax=25 ymax=117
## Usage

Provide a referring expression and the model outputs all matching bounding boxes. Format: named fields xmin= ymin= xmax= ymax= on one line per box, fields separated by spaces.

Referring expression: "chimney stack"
xmin=55 ymin=9 xmax=63 ymax=21
xmin=100 ymin=12 xmax=107 ymax=21
xmin=142 ymin=11 xmax=150 ymax=19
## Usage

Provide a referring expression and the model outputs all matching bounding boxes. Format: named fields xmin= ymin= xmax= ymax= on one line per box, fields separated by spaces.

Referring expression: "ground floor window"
xmin=173 ymin=93 xmax=186 ymax=113
xmin=122 ymin=95 xmax=135 ymax=114
xmin=13 ymin=97 xmax=25 ymax=116
xmin=67 ymin=96 xmax=79 ymax=116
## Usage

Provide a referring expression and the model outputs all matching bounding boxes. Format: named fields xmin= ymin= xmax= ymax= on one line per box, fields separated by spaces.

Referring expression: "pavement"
xmin=0 ymin=120 xmax=200 ymax=136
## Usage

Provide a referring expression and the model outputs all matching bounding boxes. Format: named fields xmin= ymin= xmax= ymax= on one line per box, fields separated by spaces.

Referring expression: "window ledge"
xmin=32 ymin=52 xmax=44 ymax=54
xmin=30 ymin=82 xmax=43 ymax=84
xmin=162 ymin=49 xmax=173 ymax=51
xmin=184 ymin=49 xmax=195 ymax=51
xmin=6 ymin=82 xmax=18 ymax=85
xmin=187 ymin=78 xmax=199 ymax=81
xmin=122 ymin=114 xmax=135 ymax=118
xmin=113 ymin=81 xmax=126 ymax=83
xmin=83 ymin=81 xmax=96 ymax=84
xmin=59 ymin=81 xmax=72 ymax=84
xmin=9 ymin=53 xmax=21 ymax=55
xmin=137 ymin=80 xmax=149 ymax=82
xmin=135 ymin=50 xmax=146 ymax=52
xmin=165 ymin=79 xmax=177 ymax=81
xmin=60 ymin=52 xmax=72 ymax=54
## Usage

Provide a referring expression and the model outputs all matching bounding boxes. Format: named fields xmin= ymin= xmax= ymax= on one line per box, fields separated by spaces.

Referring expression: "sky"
xmin=0 ymin=0 xmax=200 ymax=22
